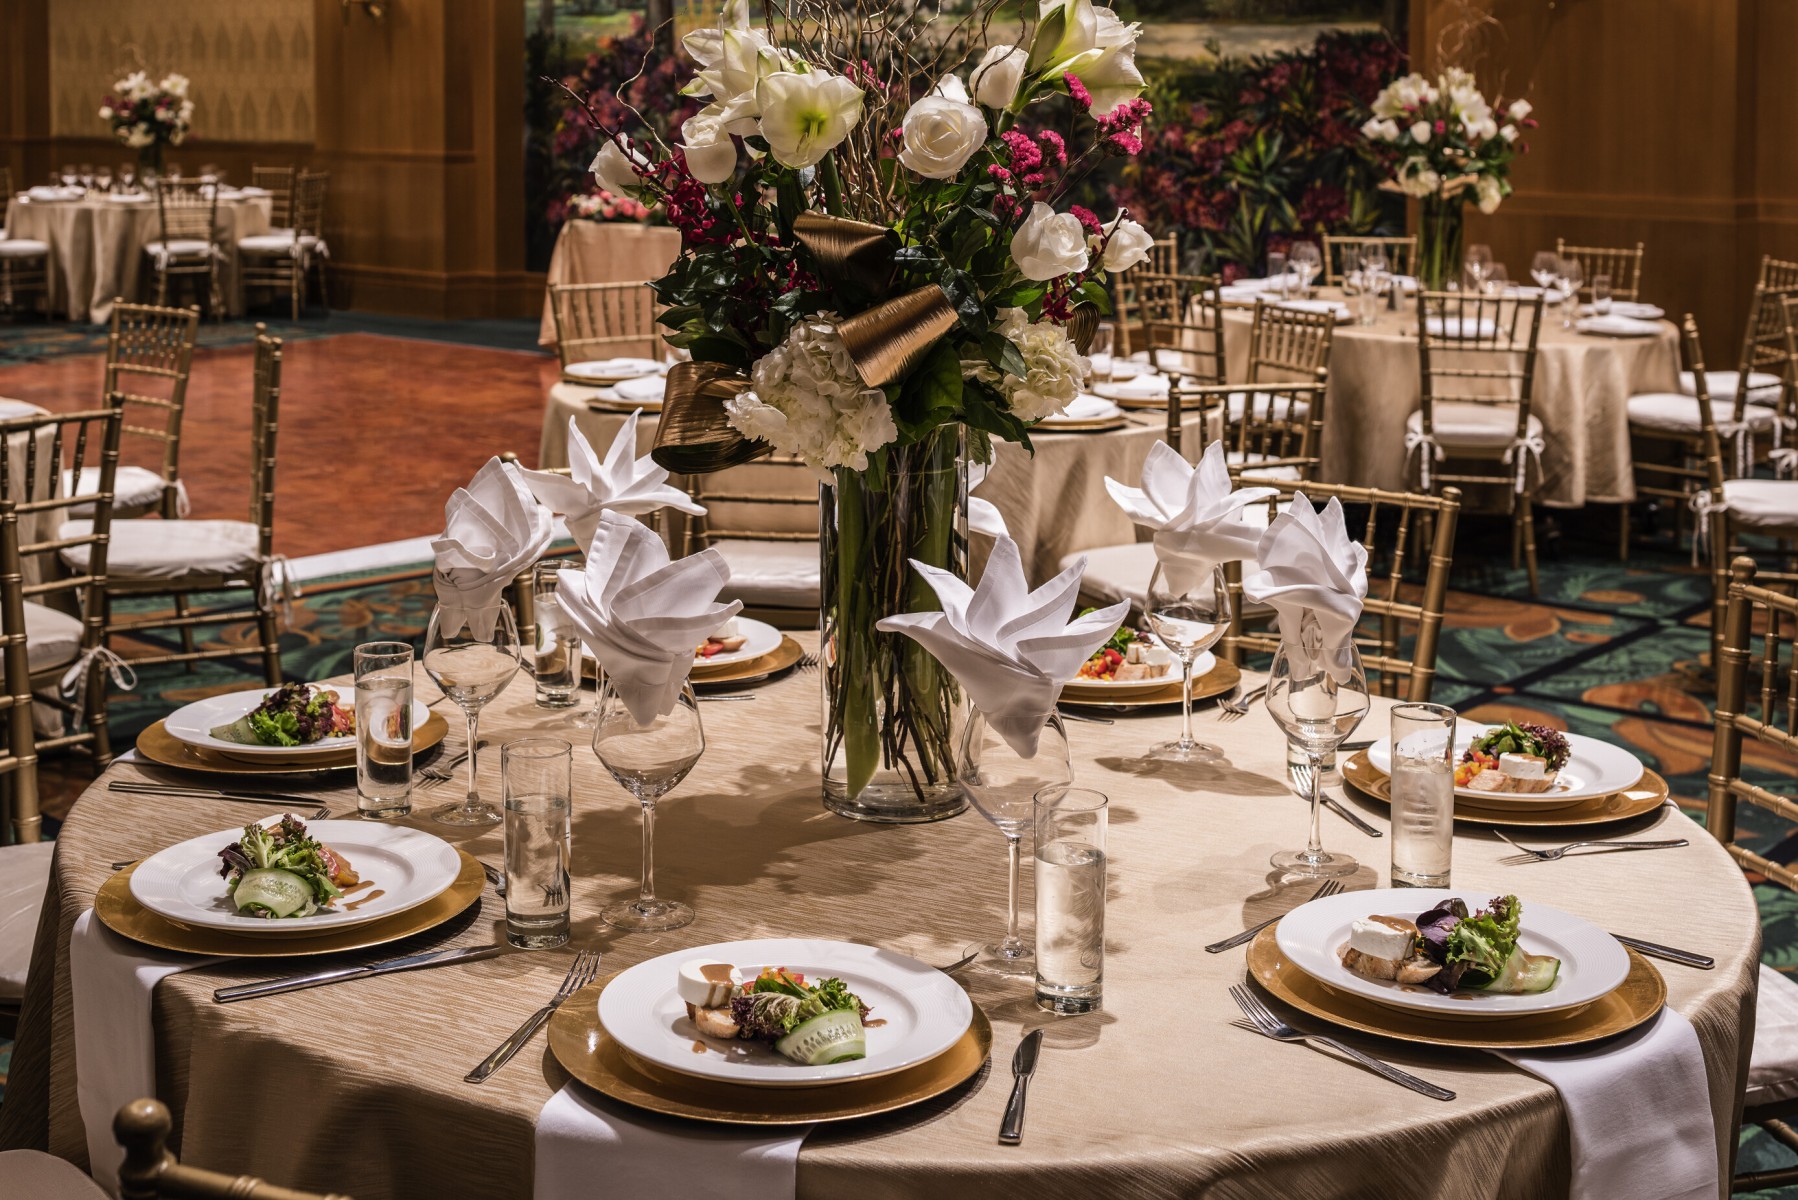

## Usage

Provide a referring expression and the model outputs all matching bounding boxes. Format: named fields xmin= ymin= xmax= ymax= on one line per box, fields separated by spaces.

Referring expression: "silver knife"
xmin=1612 ymin=933 xmax=1715 ymax=970
xmin=213 ymin=944 xmax=504 ymax=1003
xmin=998 ymin=1029 xmax=1043 ymax=1144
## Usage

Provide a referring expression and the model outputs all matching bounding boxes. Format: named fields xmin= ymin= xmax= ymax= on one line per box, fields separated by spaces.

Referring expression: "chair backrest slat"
xmin=1416 ymin=290 xmax=1545 ymax=443
xmin=1709 ymin=556 xmax=1798 ymax=890
xmin=105 ymin=302 xmax=200 ymax=509
xmin=1554 ymin=239 xmax=1645 ymax=303
xmin=549 ymin=281 xmax=661 ymax=368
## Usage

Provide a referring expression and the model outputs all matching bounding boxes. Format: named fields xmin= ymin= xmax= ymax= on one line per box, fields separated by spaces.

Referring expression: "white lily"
xmin=1060 ymin=7 xmax=1144 ymax=116
xmin=681 ymin=0 xmax=749 ymax=69
xmin=756 ymin=71 xmax=865 ymax=170
xmin=1026 ymin=0 xmax=1100 ymax=76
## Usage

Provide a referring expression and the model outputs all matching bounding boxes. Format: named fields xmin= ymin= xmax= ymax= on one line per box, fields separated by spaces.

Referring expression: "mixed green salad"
xmin=727 ymin=968 xmax=872 ymax=1065
xmin=1463 ymin=722 xmax=1572 ymax=771
xmin=210 ymin=683 xmax=356 ymax=749
xmin=216 ymin=815 xmax=358 ymax=919
xmin=1416 ymin=895 xmax=1560 ymax=994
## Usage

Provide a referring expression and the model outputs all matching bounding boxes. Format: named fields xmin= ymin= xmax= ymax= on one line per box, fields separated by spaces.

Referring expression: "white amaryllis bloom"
xmin=1499 ymin=124 xmax=1519 ymax=143
xmin=681 ymin=0 xmax=749 ymax=70
xmin=897 ymin=94 xmax=987 ymax=180
xmin=971 ymin=45 xmax=1029 ymax=109
xmin=682 ymin=3 xmax=791 ymax=138
xmin=1395 ymin=156 xmax=1442 ymax=198
xmin=1027 ymin=0 xmax=1100 ymax=75
xmin=1476 ymin=175 xmax=1504 ymax=214
xmin=1408 ymin=119 xmax=1431 ymax=144
xmin=756 ymin=71 xmax=864 ymax=170
xmin=1098 ymin=213 xmax=1153 ymax=272
xmin=116 ymin=71 xmax=151 ymax=100
xmin=99 ymin=106 xmax=113 ymax=120
xmin=160 ymin=73 xmax=190 ymax=97
xmin=1371 ymin=72 xmax=1438 ymax=119
xmin=1508 ymin=98 xmax=1533 ymax=122
xmin=678 ymin=112 xmax=737 ymax=184
xmin=1061 ymin=7 xmax=1145 ymax=117
xmin=1010 ymin=202 xmax=1089 ymax=281
xmin=591 ymin=139 xmax=649 ymax=196
xmin=968 ymin=308 xmax=1084 ymax=423
xmin=724 ymin=315 xmax=897 ymax=480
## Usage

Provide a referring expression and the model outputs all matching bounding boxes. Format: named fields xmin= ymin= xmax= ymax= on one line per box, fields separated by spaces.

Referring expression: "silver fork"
xmin=1291 ymin=763 xmax=1383 ymax=838
xmin=418 ymin=746 xmax=473 ymax=789
xmin=793 ymin=652 xmax=819 ymax=674
xmin=1205 ymin=879 xmax=1344 ymax=953
xmin=1228 ymin=984 xmax=1456 ymax=1101
xmin=1492 ymin=828 xmax=1689 ymax=865
xmin=465 ymin=949 xmax=601 ymax=1083
xmin=1216 ymin=683 xmax=1268 ymax=722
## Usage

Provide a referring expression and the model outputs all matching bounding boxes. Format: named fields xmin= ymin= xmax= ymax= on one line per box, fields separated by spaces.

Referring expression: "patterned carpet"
xmin=0 ymin=311 xmax=544 ymax=365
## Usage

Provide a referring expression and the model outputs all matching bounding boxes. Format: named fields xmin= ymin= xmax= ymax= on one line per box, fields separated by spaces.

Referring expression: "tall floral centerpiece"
xmin=572 ymin=0 xmax=1153 ymax=821
xmin=100 ymin=71 xmax=194 ymax=176
xmin=1361 ymin=68 xmax=1535 ymax=290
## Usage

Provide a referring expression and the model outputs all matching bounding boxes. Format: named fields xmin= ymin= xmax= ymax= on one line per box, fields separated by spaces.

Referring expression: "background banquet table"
xmin=536 ymin=221 xmax=684 ymax=347
xmin=1 ymin=634 xmax=1758 ymax=1199
xmin=2 ymin=191 xmax=272 ymax=324
xmin=1222 ymin=291 xmax=1680 ymax=506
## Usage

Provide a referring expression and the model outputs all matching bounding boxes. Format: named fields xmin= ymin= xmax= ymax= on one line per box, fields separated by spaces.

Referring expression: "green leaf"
xmin=980 ymin=331 xmax=1028 ymax=379
xmin=686 ymin=332 xmax=753 ymax=369
xmin=893 ymin=341 xmax=964 ymax=435
xmin=960 ymin=379 xmax=1033 ymax=451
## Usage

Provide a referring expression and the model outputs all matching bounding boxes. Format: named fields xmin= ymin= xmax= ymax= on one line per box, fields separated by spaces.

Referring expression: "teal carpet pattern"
xmin=0 ymin=311 xmax=543 ymax=364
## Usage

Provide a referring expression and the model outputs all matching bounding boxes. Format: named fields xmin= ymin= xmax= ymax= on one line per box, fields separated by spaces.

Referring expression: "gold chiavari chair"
xmin=549 ymin=281 xmax=662 ymax=372
xmin=1322 ymin=234 xmax=1417 ymax=286
xmin=0 ymin=165 xmax=51 ymax=319
xmin=1777 ymin=294 xmax=1798 ymax=479
xmin=115 ymin=1098 xmax=352 ymax=1200
xmin=1762 ymin=255 xmax=1798 ymax=293
xmin=147 ymin=179 xmax=220 ymax=313
xmin=1680 ymin=281 xmax=1792 ymax=418
xmin=685 ymin=456 xmax=818 ymax=625
xmin=251 ymin=164 xmax=297 ymax=230
xmin=1137 ymin=274 xmax=1225 ymax=449
xmin=240 ymin=169 xmax=329 ymax=319
xmin=64 ymin=328 xmax=287 ymax=685
xmin=71 ymin=302 xmax=201 ymax=523
xmin=1411 ymin=289 xmax=1546 ymax=594
xmin=1109 ymin=235 xmax=1180 ymax=358
xmin=1554 ymin=238 xmax=1645 ymax=303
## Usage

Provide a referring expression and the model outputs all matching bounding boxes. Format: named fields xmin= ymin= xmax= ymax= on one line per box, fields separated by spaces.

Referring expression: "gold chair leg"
xmin=172 ymin=592 xmax=197 ymax=669
xmin=1618 ymin=503 xmax=1631 ymax=562
xmin=258 ymin=598 xmax=283 ymax=687
xmin=1520 ymin=494 xmax=1540 ymax=597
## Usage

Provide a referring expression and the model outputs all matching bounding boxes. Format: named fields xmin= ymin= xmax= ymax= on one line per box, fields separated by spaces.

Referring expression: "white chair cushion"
xmin=59 ymin=518 xmax=261 ymax=579
xmin=238 ymin=231 xmax=321 ymax=253
xmin=1626 ymin=392 xmax=1776 ymax=435
xmin=1225 ymin=450 xmax=1302 ymax=482
xmin=0 ymin=238 xmax=50 ymax=258
xmin=1225 ymin=391 xmax=1311 ymax=423
xmin=0 ymin=841 xmax=56 ymax=1002
xmin=13 ymin=600 xmax=83 ymax=675
xmin=0 ymin=1148 xmax=110 ymax=1199
xmin=1680 ymin=369 xmax=1783 ymax=407
xmin=144 ymin=238 xmax=212 ymax=258
xmin=710 ymin=540 xmax=819 ymax=610
xmin=1406 ymin=403 xmax=1544 ymax=453
xmin=62 ymin=465 xmax=168 ymax=515
xmin=1749 ymin=963 xmax=1798 ymax=1108
xmin=1720 ymin=480 xmax=1798 ymax=533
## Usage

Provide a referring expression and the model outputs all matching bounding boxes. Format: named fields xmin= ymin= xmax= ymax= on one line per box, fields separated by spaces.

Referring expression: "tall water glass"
xmin=422 ymin=603 xmax=523 ymax=826
xmin=1591 ymin=273 xmax=1613 ymax=317
xmin=1266 ymin=630 xmax=1371 ymax=878
xmin=592 ymin=679 xmax=704 ymax=932
xmin=355 ymin=641 xmax=414 ymax=819
xmin=503 ymin=738 xmax=572 ymax=948
xmin=1267 ymin=251 xmax=1289 ymax=299
xmin=1087 ymin=323 xmax=1115 ymax=383
xmin=1145 ymin=562 xmax=1231 ymax=762
xmin=1035 ymin=785 xmax=1107 ymax=1014
xmin=1557 ymin=257 xmax=1584 ymax=328
xmin=531 ymin=560 xmax=580 ymax=708
xmin=1390 ymin=703 xmax=1456 ymax=888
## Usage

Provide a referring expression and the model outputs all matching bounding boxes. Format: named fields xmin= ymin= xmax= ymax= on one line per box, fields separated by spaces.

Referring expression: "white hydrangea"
xmin=724 ymin=314 xmax=898 ymax=480
xmin=969 ymin=308 xmax=1085 ymax=424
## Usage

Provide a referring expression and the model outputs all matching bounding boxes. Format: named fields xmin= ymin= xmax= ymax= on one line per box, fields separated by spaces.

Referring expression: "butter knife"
xmin=213 ymin=944 xmax=503 ymax=1003
xmin=1611 ymin=933 xmax=1715 ymax=970
xmin=998 ymin=1029 xmax=1043 ymax=1144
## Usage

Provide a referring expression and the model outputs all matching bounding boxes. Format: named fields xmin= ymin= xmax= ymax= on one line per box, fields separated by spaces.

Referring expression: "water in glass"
xmin=1035 ymin=786 xmax=1107 ymax=1014
xmin=503 ymin=738 xmax=573 ymax=948
xmin=1389 ymin=703 xmax=1456 ymax=887
xmin=354 ymin=641 xmax=413 ymax=819
xmin=532 ymin=562 xmax=580 ymax=708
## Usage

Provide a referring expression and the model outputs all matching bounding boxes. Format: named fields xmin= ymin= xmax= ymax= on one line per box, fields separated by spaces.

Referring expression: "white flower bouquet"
xmin=101 ymin=71 xmax=195 ymax=171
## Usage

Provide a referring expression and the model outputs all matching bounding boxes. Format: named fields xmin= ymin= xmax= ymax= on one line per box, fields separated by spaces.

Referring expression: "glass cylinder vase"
xmin=820 ymin=426 xmax=971 ymax=823
xmin=1416 ymin=195 xmax=1466 ymax=292
xmin=138 ymin=143 xmax=165 ymax=178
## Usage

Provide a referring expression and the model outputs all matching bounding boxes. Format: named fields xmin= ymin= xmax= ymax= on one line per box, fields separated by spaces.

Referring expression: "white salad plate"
xmin=163 ymin=685 xmax=428 ymax=760
xmin=1040 ymin=395 xmax=1125 ymax=427
xmin=565 ymin=357 xmax=665 ymax=383
xmin=1575 ymin=314 xmax=1661 ymax=338
xmin=597 ymin=938 xmax=974 ymax=1088
xmin=1581 ymin=301 xmax=1665 ymax=321
xmin=1277 ymin=886 xmax=1631 ymax=1019
xmin=613 ymin=374 xmax=668 ymax=404
xmin=129 ymin=819 xmax=462 ymax=937
xmin=1063 ymin=649 xmax=1216 ymax=693
xmin=692 ymin=617 xmax=783 ymax=670
xmin=1363 ymin=724 xmax=1643 ymax=802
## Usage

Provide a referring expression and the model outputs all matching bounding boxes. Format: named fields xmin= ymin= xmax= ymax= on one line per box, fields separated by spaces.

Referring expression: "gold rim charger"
xmin=1246 ymin=926 xmax=1666 ymax=1049
xmin=583 ymin=637 xmax=805 ymax=688
xmin=95 ymin=852 xmax=485 ymax=957
xmin=134 ymin=710 xmax=449 ymax=777
xmin=1036 ymin=416 xmax=1130 ymax=433
xmin=549 ymin=975 xmax=993 ymax=1126
xmin=1060 ymin=659 xmax=1241 ymax=709
xmin=1340 ymin=751 xmax=1670 ymax=827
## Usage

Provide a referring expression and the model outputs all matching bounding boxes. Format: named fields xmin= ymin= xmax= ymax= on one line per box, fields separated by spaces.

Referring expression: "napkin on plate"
xmin=1041 ymin=394 xmax=1122 ymax=425
xmin=614 ymin=375 xmax=668 ymax=404
xmin=1423 ymin=316 xmax=1497 ymax=339
xmin=1097 ymin=373 xmax=1169 ymax=402
xmin=1496 ymin=1007 xmax=1719 ymax=1200
xmin=520 ymin=413 xmax=704 ymax=550
xmin=432 ymin=458 xmax=555 ymax=638
xmin=1581 ymin=301 xmax=1663 ymax=320
xmin=1104 ymin=440 xmax=1280 ymax=594
xmin=555 ymin=510 xmax=741 ymax=723
xmin=877 ymin=535 xmax=1126 ymax=756
xmin=567 ymin=357 xmax=666 ymax=381
xmin=1242 ymin=492 xmax=1368 ymax=673
xmin=1576 ymin=314 xmax=1661 ymax=337
xmin=1276 ymin=298 xmax=1351 ymax=322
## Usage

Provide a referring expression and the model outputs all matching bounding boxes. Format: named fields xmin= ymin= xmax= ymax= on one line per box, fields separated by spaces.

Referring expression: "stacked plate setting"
xmin=162 ymin=685 xmax=431 ymax=768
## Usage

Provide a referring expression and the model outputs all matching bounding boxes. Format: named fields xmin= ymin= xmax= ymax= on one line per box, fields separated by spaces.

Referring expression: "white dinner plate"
xmin=1364 ymin=723 xmax=1644 ymax=802
xmin=1582 ymin=301 xmax=1665 ymax=321
xmin=565 ymin=357 xmax=664 ymax=384
xmin=1576 ymin=315 xmax=1661 ymax=338
xmin=238 ymin=186 xmax=271 ymax=197
xmin=1092 ymin=376 xmax=1169 ymax=403
xmin=1276 ymin=298 xmax=1353 ymax=323
xmin=692 ymin=617 xmax=783 ymax=669
xmin=1276 ymin=886 xmax=1630 ymax=1019
xmin=613 ymin=374 xmax=667 ymax=404
xmin=1064 ymin=649 xmax=1215 ymax=693
xmin=163 ymin=684 xmax=428 ymax=760
xmin=106 ymin=193 xmax=150 ymax=204
xmin=1041 ymin=395 xmax=1124 ymax=426
xmin=597 ymin=938 xmax=974 ymax=1088
xmin=129 ymin=819 xmax=462 ymax=937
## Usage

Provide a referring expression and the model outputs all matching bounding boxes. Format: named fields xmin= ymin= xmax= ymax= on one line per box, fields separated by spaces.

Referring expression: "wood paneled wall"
xmin=1410 ymin=0 xmax=1793 ymax=359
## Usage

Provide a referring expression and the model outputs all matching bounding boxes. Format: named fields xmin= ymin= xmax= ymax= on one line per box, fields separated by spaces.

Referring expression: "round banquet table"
xmin=536 ymin=221 xmax=685 ymax=346
xmin=3 ymin=190 xmax=272 ymax=324
xmin=1222 ymin=289 xmax=1680 ymax=507
xmin=1 ymin=634 xmax=1759 ymax=1198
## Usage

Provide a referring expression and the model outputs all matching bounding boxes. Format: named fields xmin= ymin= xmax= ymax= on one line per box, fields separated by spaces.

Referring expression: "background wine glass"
xmin=421 ymin=603 xmax=522 ymax=826
xmin=1556 ymin=257 xmax=1584 ymax=327
xmin=1265 ymin=633 xmax=1371 ymax=878
xmin=1480 ymin=263 xmax=1508 ymax=298
xmin=1530 ymin=250 xmax=1559 ymax=293
xmin=1288 ymin=241 xmax=1322 ymax=297
xmin=1463 ymin=243 xmax=1493 ymax=291
xmin=591 ymin=679 xmax=704 ymax=932
xmin=95 ymin=166 xmax=113 ymax=194
xmin=957 ymin=710 xmax=1072 ymax=976
xmin=1266 ymin=251 xmax=1288 ymax=299
xmin=1145 ymin=562 xmax=1231 ymax=762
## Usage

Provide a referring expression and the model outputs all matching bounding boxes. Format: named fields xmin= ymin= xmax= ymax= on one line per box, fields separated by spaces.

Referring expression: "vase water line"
xmin=1416 ymin=196 xmax=1466 ymax=292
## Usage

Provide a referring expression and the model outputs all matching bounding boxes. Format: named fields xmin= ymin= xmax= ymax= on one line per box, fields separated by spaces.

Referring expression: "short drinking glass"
xmin=1266 ymin=251 xmax=1288 ymax=299
xmin=1389 ymin=703 xmax=1456 ymax=888
xmin=1591 ymin=273 xmax=1613 ymax=317
xmin=422 ymin=603 xmax=523 ymax=826
xmin=503 ymin=737 xmax=572 ymax=948
xmin=355 ymin=641 xmax=414 ymax=819
xmin=532 ymin=560 xmax=581 ymax=708
xmin=1034 ymin=785 xmax=1107 ymax=1014
xmin=1087 ymin=323 xmax=1115 ymax=383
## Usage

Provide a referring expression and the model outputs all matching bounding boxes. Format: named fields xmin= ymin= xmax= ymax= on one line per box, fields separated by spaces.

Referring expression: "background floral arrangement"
xmin=565 ymin=187 xmax=654 ymax=223
xmin=99 ymin=71 xmax=194 ymax=155
xmin=1362 ymin=65 xmax=1534 ymax=212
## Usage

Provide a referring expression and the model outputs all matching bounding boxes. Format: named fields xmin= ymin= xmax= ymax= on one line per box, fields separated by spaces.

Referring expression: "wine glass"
xmin=59 ymin=164 xmax=76 ymax=188
xmin=119 ymin=164 xmax=136 ymax=194
xmin=1086 ymin=323 xmax=1115 ymax=384
xmin=1530 ymin=250 xmax=1559 ymax=293
xmin=1556 ymin=257 xmax=1584 ymax=327
xmin=1288 ymin=241 xmax=1322 ymax=297
xmin=1145 ymin=562 xmax=1231 ymax=762
xmin=421 ymin=603 xmax=523 ymax=825
xmin=1481 ymin=263 xmax=1509 ymax=298
xmin=592 ymin=679 xmax=704 ymax=932
xmin=1463 ymin=243 xmax=1493 ymax=291
xmin=95 ymin=166 xmax=113 ymax=194
xmin=1266 ymin=621 xmax=1371 ymax=878
xmin=957 ymin=710 xmax=1072 ymax=976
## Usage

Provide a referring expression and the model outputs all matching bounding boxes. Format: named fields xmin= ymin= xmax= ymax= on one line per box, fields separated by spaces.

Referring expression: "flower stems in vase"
xmin=1417 ymin=195 xmax=1465 ymax=293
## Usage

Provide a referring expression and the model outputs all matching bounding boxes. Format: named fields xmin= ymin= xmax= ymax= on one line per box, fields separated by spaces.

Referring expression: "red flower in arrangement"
xmin=1069 ymin=205 xmax=1103 ymax=237
xmin=1002 ymin=129 xmax=1043 ymax=174
xmin=1064 ymin=73 xmax=1093 ymax=111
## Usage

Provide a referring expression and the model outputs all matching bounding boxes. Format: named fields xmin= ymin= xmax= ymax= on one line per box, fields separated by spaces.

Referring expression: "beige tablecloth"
xmin=537 ymin=222 xmax=684 ymax=347
xmin=3 ymin=192 xmax=272 ymax=324
xmin=1 ymin=635 xmax=1759 ymax=1198
xmin=1223 ymin=291 xmax=1680 ymax=506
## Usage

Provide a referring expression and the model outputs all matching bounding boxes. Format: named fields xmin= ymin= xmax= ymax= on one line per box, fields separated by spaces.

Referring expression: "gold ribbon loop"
xmin=793 ymin=211 xmax=900 ymax=297
xmin=651 ymin=361 xmax=769 ymax=474
xmin=1067 ymin=303 xmax=1101 ymax=356
xmin=837 ymin=285 xmax=960 ymax=390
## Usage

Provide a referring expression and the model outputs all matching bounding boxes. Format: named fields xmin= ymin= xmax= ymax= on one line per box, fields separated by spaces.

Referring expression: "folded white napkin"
xmin=1225 ymin=276 xmax=1277 ymax=291
xmin=432 ymin=458 xmax=555 ymax=639
xmin=72 ymin=909 xmax=222 ymax=1191
xmin=555 ymin=510 xmax=741 ymax=724
xmin=1105 ymin=441 xmax=1279 ymax=594
xmin=566 ymin=357 xmax=665 ymax=381
xmin=968 ymin=462 xmax=1007 ymax=538
xmin=1096 ymin=373 xmax=1169 ymax=402
xmin=1424 ymin=316 xmax=1497 ymax=339
xmin=1219 ymin=285 xmax=1266 ymax=303
xmin=877 ymin=535 xmax=1126 ymax=757
xmin=1576 ymin=314 xmax=1661 ymax=337
xmin=1276 ymin=298 xmax=1351 ymax=322
xmin=535 ymin=1084 xmax=805 ymax=1200
xmin=1581 ymin=301 xmax=1663 ymax=320
xmin=614 ymin=375 xmax=668 ymax=404
xmin=520 ymin=413 xmax=704 ymax=550
xmin=1042 ymin=394 xmax=1122 ymax=425
xmin=1496 ymin=1007 xmax=1718 ymax=1200
xmin=1243 ymin=492 xmax=1368 ymax=672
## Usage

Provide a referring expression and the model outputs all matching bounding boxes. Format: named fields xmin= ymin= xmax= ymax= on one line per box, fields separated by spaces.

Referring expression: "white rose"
xmin=1499 ymin=124 xmax=1519 ymax=143
xmin=678 ymin=112 xmax=737 ymax=184
xmin=1508 ymin=98 xmax=1532 ymax=122
xmin=1099 ymin=214 xmax=1153 ymax=272
xmin=1476 ymin=175 xmax=1504 ymax=215
xmin=971 ymin=45 xmax=1029 ymax=110
xmin=99 ymin=106 xmax=113 ymax=120
xmin=591 ymin=139 xmax=648 ymax=196
xmin=897 ymin=95 xmax=987 ymax=180
xmin=1010 ymin=202 xmax=1090 ymax=281
xmin=1409 ymin=120 xmax=1431 ymax=145
xmin=931 ymin=73 xmax=971 ymax=105
xmin=756 ymin=71 xmax=864 ymax=169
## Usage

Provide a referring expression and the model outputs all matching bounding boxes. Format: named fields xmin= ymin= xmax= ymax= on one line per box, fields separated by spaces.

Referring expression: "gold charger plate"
xmin=586 ymin=396 xmax=664 ymax=414
xmin=134 ymin=709 xmax=449 ymax=776
xmin=1340 ymin=751 xmax=1671 ymax=828
xmin=1037 ymin=416 xmax=1130 ymax=433
xmin=583 ymin=637 xmax=804 ymax=688
xmin=548 ymin=974 xmax=993 ymax=1126
xmin=1061 ymin=658 xmax=1241 ymax=709
xmin=95 ymin=851 xmax=485 ymax=957
xmin=1246 ymin=925 xmax=1666 ymax=1049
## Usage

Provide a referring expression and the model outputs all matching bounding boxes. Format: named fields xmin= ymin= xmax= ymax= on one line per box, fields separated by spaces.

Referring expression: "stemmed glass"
xmin=957 ymin=711 xmax=1072 ymax=976
xmin=1463 ymin=243 xmax=1493 ymax=291
xmin=1358 ymin=248 xmax=1390 ymax=323
xmin=1266 ymin=620 xmax=1371 ymax=878
xmin=119 ymin=164 xmax=136 ymax=194
xmin=1288 ymin=241 xmax=1322 ymax=297
xmin=1145 ymin=562 xmax=1231 ymax=762
xmin=1530 ymin=250 xmax=1560 ymax=295
xmin=421 ymin=603 xmax=523 ymax=826
xmin=1266 ymin=251 xmax=1289 ymax=299
xmin=95 ymin=166 xmax=113 ymax=194
xmin=592 ymin=679 xmax=704 ymax=932
xmin=1556 ymin=257 xmax=1584 ymax=328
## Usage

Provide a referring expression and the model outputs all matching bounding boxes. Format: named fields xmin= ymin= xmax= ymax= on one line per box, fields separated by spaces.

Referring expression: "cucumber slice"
xmin=1480 ymin=946 xmax=1561 ymax=994
xmin=231 ymin=868 xmax=318 ymax=918
xmin=774 ymin=1009 xmax=866 ymax=1065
